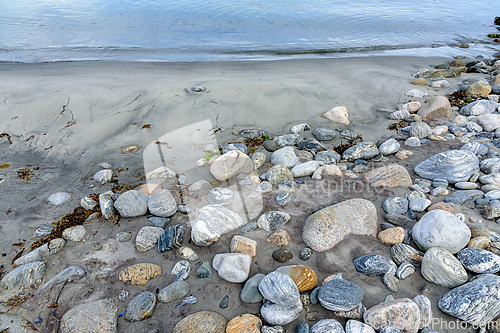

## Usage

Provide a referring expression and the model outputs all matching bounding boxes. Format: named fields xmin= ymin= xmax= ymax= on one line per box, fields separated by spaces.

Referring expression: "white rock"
xmin=477 ymin=114 xmax=500 ymax=132
xmin=93 ymin=169 xmax=113 ymax=184
xmin=191 ymin=205 xmax=244 ymax=246
xmin=62 ymin=225 xmax=86 ymax=242
xmin=80 ymin=197 xmax=98 ymax=210
xmin=312 ymin=165 xmax=342 ymax=180
xmin=271 ymin=147 xmax=299 ymax=168
xmin=146 ymin=166 xmax=176 ymax=181
xmin=47 ymin=192 xmax=71 ymax=206
xmin=323 ymin=106 xmax=350 ymax=125
xmin=378 ymin=139 xmax=400 ymax=155
xmin=432 ymin=125 xmax=448 ymax=136
xmin=212 ymin=253 xmax=252 ymax=283
xmin=291 ymin=161 xmax=320 ymax=177
xmin=346 ymin=319 xmax=376 ymax=333
xmin=405 ymin=89 xmax=429 ymax=99
xmin=204 ymin=144 xmax=218 ymax=154
xmin=135 ymin=226 xmax=164 ymax=252
xmin=210 ymin=150 xmax=254 ymax=181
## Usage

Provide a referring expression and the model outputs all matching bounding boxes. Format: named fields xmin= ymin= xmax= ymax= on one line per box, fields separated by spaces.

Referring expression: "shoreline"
xmin=0 ymin=54 xmax=500 ymax=332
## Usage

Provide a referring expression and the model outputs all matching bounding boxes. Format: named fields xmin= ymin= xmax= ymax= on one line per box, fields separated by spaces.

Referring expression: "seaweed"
xmin=332 ymin=134 xmax=363 ymax=155
xmin=17 ymin=167 xmax=35 ymax=181
xmin=445 ymin=90 xmax=483 ymax=108
xmin=388 ymin=120 xmax=408 ymax=132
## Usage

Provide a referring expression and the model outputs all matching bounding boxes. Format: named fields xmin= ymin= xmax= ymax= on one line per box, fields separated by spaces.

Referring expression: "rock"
xmin=1 ymin=261 xmax=46 ymax=289
xmin=172 ymin=260 xmax=191 ymax=281
xmin=158 ymin=280 xmax=189 ymax=303
xmin=395 ymin=262 xmax=415 ymax=279
xmin=273 ymin=248 xmax=293 ymax=263
xmin=481 ymin=158 xmax=500 ymax=174
xmin=383 ymin=197 xmax=409 ymax=215
xmin=239 ymin=129 xmax=265 ymax=139
xmin=363 ymin=298 xmax=421 ymax=333
xmin=147 ymin=217 xmax=170 ymax=229
xmin=444 ymin=189 xmax=484 ymax=204
xmin=80 ymin=197 xmax=98 ymax=210
xmin=323 ymin=106 xmax=350 ymax=125
xmin=364 ymin=165 xmax=412 ymax=187
xmin=297 ymin=139 xmax=325 ymax=152
xmin=345 ymin=320 xmax=376 ymax=333
xmin=477 ymin=114 xmax=500 ymax=132
xmin=311 ymin=319 xmax=344 ymax=333
xmin=158 ymin=224 xmax=184 ymax=252
xmin=430 ymin=79 xmax=450 ymax=88
xmin=124 ymin=291 xmax=156 ymax=322
xmin=455 ymin=181 xmax=479 ymax=189
xmin=258 ymin=211 xmax=291 ymax=231
xmin=37 ymin=238 xmax=65 ymax=257
xmin=312 ymin=165 xmax=342 ymax=179
xmin=404 ymin=137 xmax=420 ymax=147
xmin=412 ymin=209 xmax=471 ymax=253
xmin=274 ymin=265 xmax=318 ymax=292
xmin=342 ymin=142 xmax=379 ymax=161
xmin=353 ymin=255 xmax=396 ymax=276
xmin=222 ymin=143 xmax=247 ymax=154
xmin=136 ymin=183 xmax=163 ymax=194
xmin=411 ymin=78 xmax=427 ymax=85
xmin=240 ymin=273 xmax=265 ymax=303
xmin=429 ymin=68 xmax=461 ymax=78
xmin=146 ymin=166 xmax=175 ymax=181
xmin=389 ymin=109 xmax=410 ymax=120
xmin=302 ymin=199 xmax=378 ymax=252
xmin=191 ymin=205 xmax=243 ymax=246
xmin=418 ymin=96 xmax=452 ymax=121
xmin=460 ymin=100 xmax=499 ymax=116
xmin=212 ymin=253 xmax=251 ymax=283
xmin=36 ymin=266 xmax=86 ymax=294
xmin=136 ymin=226 xmax=164 ymax=252
xmin=379 ymin=139 xmax=400 ymax=155
xmin=438 ymin=274 xmax=500 ymax=327
xmin=252 ymin=152 xmax=267 ymax=169
xmin=271 ymin=147 xmax=299 ymax=168
xmin=189 ymin=179 xmax=212 ymax=192
xmin=383 ymin=273 xmax=399 ymax=292
xmin=172 ymin=310 xmax=227 ymax=332
xmin=230 ymin=235 xmax=257 ymax=257
xmin=457 ymin=248 xmax=500 ymax=273
xmin=59 ymin=298 xmax=118 ymax=333
xmin=391 ymin=244 xmax=424 ymax=266
xmin=398 ymin=101 xmax=422 ymax=112
xmin=206 ymin=188 xmax=234 ymax=205
xmin=13 ymin=249 xmax=44 ymax=267
xmin=291 ymin=161 xmax=319 ymax=177
xmin=148 ymin=189 xmax=177 ymax=217
xmin=274 ymin=134 xmax=301 ymax=147
xmin=261 ymin=299 xmax=303 ymax=326
xmin=62 ymin=225 xmax=86 ymax=241
xmin=210 ymin=150 xmax=254 ymax=181
xmin=267 ymin=165 xmax=294 ymax=185
xmin=33 ymin=224 xmax=55 ymax=239
xmin=414 ymin=150 xmax=479 ymax=183
xmin=412 ymin=295 xmax=432 ymax=329
xmin=408 ymin=197 xmax=431 ymax=212
xmin=313 ymin=128 xmax=336 ymax=141
xmin=259 ymin=272 xmax=300 ymax=306
xmin=318 ymin=278 xmax=363 ymax=311
xmin=405 ymin=89 xmax=428 ymax=99
xmin=226 ymin=314 xmax=262 ymax=333
xmin=177 ymin=247 xmax=198 ymax=262
xmin=113 ymin=190 xmax=149 ymax=217
xmin=119 ymin=263 xmax=161 ymax=286
xmin=266 ymin=229 xmax=290 ymax=247
xmin=196 ymin=261 xmax=213 ymax=278
xmin=47 ymin=192 xmax=71 ymax=206
xmin=466 ymin=81 xmax=491 ymax=96
xmin=384 ymin=213 xmax=414 ymax=227
xmin=409 ymin=122 xmax=431 ymax=138
xmin=115 ymin=232 xmax=132 ymax=242
xmin=378 ymin=227 xmax=405 ymax=245
xmin=421 ymin=247 xmax=468 ymax=288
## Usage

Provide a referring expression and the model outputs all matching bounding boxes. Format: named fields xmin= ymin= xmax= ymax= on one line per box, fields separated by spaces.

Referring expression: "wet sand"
xmin=0 ymin=56 xmax=495 ymax=332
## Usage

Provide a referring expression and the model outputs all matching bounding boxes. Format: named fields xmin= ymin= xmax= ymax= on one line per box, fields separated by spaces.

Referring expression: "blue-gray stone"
xmin=404 ymin=137 xmax=420 ymax=147
xmin=175 ymin=296 xmax=198 ymax=309
xmin=35 ymin=265 xmax=86 ymax=295
xmin=33 ymin=224 xmax=54 ymax=238
xmin=271 ymin=147 xmax=300 ymax=168
xmin=114 ymin=190 xmax=149 ymax=217
xmin=124 ymin=291 xmax=156 ymax=322
xmin=291 ymin=123 xmax=311 ymax=134
xmin=457 ymin=248 xmax=500 ymax=273
xmin=157 ymin=224 xmax=184 ymax=252
xmin=463 ymin=122 xmax=483 ymax=132
xmin=148 ymin=189 xmax=177 ymax=217
xmin=409 ymin=122 xmax=432 ymax=138
xmin=295 ymin=322 xmax=310 ymax=333
xmin=256 ymin=181 xmax=272 ymax=194
xmin=207 ymin=187 xmax=234 ymax=205
xmin=315 ymin=151 xmax=341 ymax=165
xmin=444 ymin=190 xmax=484 ymax=204
xmin=222 ymin=143 xmax=247 ymax=154
xmin=148 ymin=216 xmax=171 ymax=228
xmin=310 ymin=287 xmax=321 ymax=305
xmin=421 ymin=247 xmax=468 ymax=288
xmin=119 ymin=290 xmax=130 ymax=301
xmin=342 ymin=142 xmax=379 ymax=161
xmin=460 ymin=100 xmax=499 ymax=116
xmin=258 ymin=211 xmax=290 ymax=231
xmin=408 ymin=197 xmax=431 ymax=212
xmin=1 ymin=261 xmax=46 ymax=289
xmin=313 ymin=128 xmax=336 ymax=141
xmin=492 ymin=84 xmax=500 ymax=94
xmin=379 ymin=327 xmax=402 ymax=333
xmin=115 ymin=232 xmax=132 ymax=242
xmin=240 ymin=222 xmax=258 ymax=233
xmin=384 ymin=213 xmax=414 ymax=227
xmin=378 ymin=139 xmax=400 ymax=155
xmin=382 ymin=197 xmax=409 ymax=215
xmin=481 ymin=158 xmax=500 ymax=174
xmin=99 ymin=193 xmax=116 ymax=220
xmin=274 ymin=134 xmax=301 ymax=147
xmin=311 ymin=319 xmax=344 ymax=333
xmin=391 ymin=243 xmax=423 ymax=266
xmin=432 ymin=178 xmax=448 ymax=188
xmin=239 ymin=129 xmax=265 ymax=139
xmin=172 ymin=260 xmax=191 ymax=281
xmin=353 ymin=255 xmax=396 ymax=276
xmin=454 ymin=181 xmax=479 ymax=190
xmin=259 ymin=272 xmax=300 ymax=306
xmin=278 ymin=180 xmax=297 ymax=192
xmin=414 ymin=150 xmax=479 ymax=183
xmin=261 ymin=299 xmax=302 ymax=326
xmin=461 ymin=141 xmax=489 ymax=155
xmin=318 ymin=278 xmax=363 ymax=311
xmin=241 ymin=273 xmax=265 ymax=303
xmin=297 ymin=140 xmax=325 ymax=152
xmin=47 ymin=192 xmax=71 ymax=206
xmin=219 ymin=295 xmax=229 ymax=309
xmin=476 ymin=197 xmax=490 ymax=206
xmin=158 ymin=280 xmax=189 ymax=303
xmin=395 ymin=262 xmax=415 ymax=279
xmin=196 ymin=261 xmax=213 ymax=278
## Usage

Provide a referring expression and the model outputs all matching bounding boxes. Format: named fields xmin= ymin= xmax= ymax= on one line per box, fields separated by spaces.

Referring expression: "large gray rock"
xmin=60 ymin=298 xmax=118 ymax=333
xmin=438 ymin=274 xmax=500 ymax=327
xmin=1 ymin=261 xmax=46 ymax=289
xmin=113 ymin=190 xmax=149 ymax=217
xmin=148 ymin=189 xmax=177 ymax=217
xmin=191 ymin=205 xmax=243 ymax=246
xmin=318 ymin=278 xmax=363 ymax=311
xmin=271 ymin=147 xmax=299 ymax=168
xmin=364 ymin=298 xmax=421 ymax=333
xmin=412 ymin=209 xmax=471 ymax=253
xmin=210 ymin=150 xmax=254 ymax=181
xmin=342 ymin=142 xmax=379 ymax=161
xmin=460 ymin=100 xmax=499 ymax=116
xmin=259 ymin=272 xmax=300 ymax=306
xmin=302 ymin=199 xmax=378 ymax=252
xmin=414 ymin=150 xmax=479 ymax=183
xmin=457 ymin=248 xmax=500 ymax=273
xmin=421 ymin=247 xmax=468 ymax=288
xmin=260 ymin=299 xmax=302 ymax=326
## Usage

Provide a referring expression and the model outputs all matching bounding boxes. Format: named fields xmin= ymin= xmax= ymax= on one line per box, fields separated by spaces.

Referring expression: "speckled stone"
xmin=178 ymin=246 xmax=198 ymax=261
xmin=426 ymin=202 xmax=455 ymax=214
xmin=302 ymin=198 xmax=378 ymax=252
xmin=412 ymin=209 xmax=471 ymax=253
xmin=363 ymin=298 xmax=421 ymax=333
xmin=414 ymin=150 xmax=480 ymax=183
xmin=59 ymin=298 xmax=118 ymax=333
xmin=148 ymin=189 xmax=177 ymax=217
xmin=135 ymin=226 xmax=164 ymax=252
xmin=266 ymin=229 xmax=290 ymax=247
xmin=158 ymin=280 xmax=189 ymax=303
xmin=124 ymin=291 xmax=156 ymax=322
xmin=33 ymin=224 xmax=54 ymax=238
xmin=226 ymin=314 xmax=262 ymax=333
xmin=212 ymin=253 xmax=251 ymax=283
xmin=1 ymin=261 xmax=46 ymax=289
xmin=274 ymin=265 xmax=318 ymax=292
xmin=438 ymin=274 xmax=500 ymax=327
xmin=311 ymin=319 xmax=344 ymax=333
xmin=383 ymin=197 xmax=409 ymax=215
xmin=99 ymin=193 xmax=116 ymax=219
xmin=191 ymin=205 xmax=243 ymax=246
xmin=119 ymin=263 xmax=161 ymax=286
xmin=460 ymin=99 xmax=499 ymax=116
xmin=379 ymin=139 xmax=401 ymax=155
xmin=115 ymin=232 xmax=132 ymax=242
xmin=412 ymin=295 xmax=432 ymax=329
xmin=196 ymin=261 xmax=213 ymax=278
xmin=364 ymin=165 xmax=412 ymax=187
xmin=421 ymin=247 xmax=468 ymax=288
xmin=299 ymin=248 xmax=313 ymax=261
xmin=172 ymin=260 xmax=191 ymax=281
xmin=210 ymin=150 xmax=254 ymax=181
xmin=315 ymin=151 xmax=341 ymax=165
xmin=354 ymin=254 xmax=396 ymax=276
xmin=267 ymin=165 xmax=294 ymax=185
xmin=318 ymin=278 xmax=363 ymax=312
xmin=172 ymin=310 xmax=228 ymax=332
xmin=222 ymin=143 xmax=247 ymax=154
xmin=271 ymin=147 xmax=300 ymax=168
xmin=261 ymin=299 xmax=303 ymax=326
xmin=391 ymin=244 xmax=423 ymax=266
xmin=342 ymin=142 xmax=379 ymax=161
xmin=273 ymin=248 xmax=293 ymax=263
xmin=469 ymin=236 xmax=492 ymax=249
xmin=258 ymin=211 xmax=291 ymax=231
xmin=230 ymin=235 xmax=257 ymax=257
xmin=378 ymin=227 xmax=405 ymax=245
xmin=274 ymin=134 xmax=301 ymax=147
xmin=457 ymin=248 xmax=500 ymax=273
xmin=256 ymin=181 xmax=273 ymax=194
xmin=345 ymin=320 xmax=375 ymax=333
xmin=207 ymin=187 xmax=234 ymax=205
xmin=252 ymin=152 xmax=267 ymax=169
xmin=114 ymin=190 xmax=149 ymax=217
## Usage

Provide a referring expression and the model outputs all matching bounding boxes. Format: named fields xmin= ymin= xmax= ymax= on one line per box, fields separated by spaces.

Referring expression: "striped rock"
xmin=421 ymin=247 xmax=468 ymax=288
xmin=414 ymin=150 xmax=479 ymax=183
xmin=1 ymin=261 xmax=46 ymax=290
xmin=118 ymin=263 xmax=161 ymax=286
xmin=226 ymin=314 xmax=262 ymax=333
xmin=365 ymin=165 xmax=412 ymax=187
xmin=274 ymin=265 xmax=318 ymax=292
xmin=391 ymin=244 xmax=424 ymax=266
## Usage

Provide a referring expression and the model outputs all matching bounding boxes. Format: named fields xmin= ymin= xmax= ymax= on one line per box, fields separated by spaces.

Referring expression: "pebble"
xmin=222 ymin=143 xmax=247 ymax=154
xmin=147 ymin=216 xmax=170 ymax=229
xmin=267 ymin=165 xmax=294 ymax=185
xmin=391 ymin=243 xmax=424 ymax=266
xmin=259 ymin=271 xmax=300 ymax=306
xmin=148 ymin=189 xmax=177 ymax=217
xmin=114 ymin=190 xmax=149 ymax=217
xmin=239 ymin=128 xmax=265 ymax=139
xmin=188 ymin=179 xmax=212 ymax=192
xmin=345 ymin=320 xmax=375 ymax=333
xmin=230 ymin=235 xmax=257 ymax=257
xmin=383 ymin=197 xmax=409 ymax=215
xmin=353 ymin=254 xmax=396 ymax=276
xmin=99 ymin=193 xmax=116 ymax=219
xmin=404 ymin=137 xmax=420 ymax=147
xmin=323 ymin=106 xmax=350 ymax=125
xmin=252 ymin=151 xmax=267 ymax=169
xmin=273 ymin=248 xmax=293 ymax=263
xmin=210 ymin=150 xmax=254 ymax=181
xmin=212 ymin=253 xmax=251 ymax=283
xmin=318 ymin=278 xmax=363 ymax=311
xmin=118 ymin=263 xmax=162 ymax=286
xmin=460 ymin=99 xmax=500 ymax=116
xmin=377 ymin=227 xmax=405 ymax=245
xmin=421 ymin=247 xmax=468 ymax=288
xmin=36 ymin=265 xmax=86 ymax=294
xmin=315 ymin=150 xmax=341 ymax=165
xmin=62 ymin=225 xmax=86 ymax=242
xmin=291 ymin=161 xmax=320 ymax=177
xmin=313 ymin=128 xmax=336 ymax=141
xmin=299 ymin=248 xmax=313 ymax=261
xmin=80 ymin=196 xmax=98 ymax=210
xmin=178 ymin=246 xmax=198 ymax=261
xmin=395 ymin=262 xmax=415 ymax=279
xmin=59 ymin=298 xmax=118 ymax=333
xmin=413 ymin=295 xmax=432 ymax=329
xmin=258 ymin=210 xmax=291 ymax=231
xmin=363 ymin=298 xmax=421 ymax=333
xmin=124 ymin=291 xmax=156 ymax=322
xmin=218 ymin=295 xmax=229 ymax=308
xmin=196 ymin=261 xmax=213 ymax=278
xmin=240 ymin=222 xmax=258 ymax=233
xmin=172 ymin=260 xmax=191 ymax=281
xmin=310 ymin=319 xmax=344 ymax=333
xmin=342 ymin=142 xmax=379 ymax=161
xmin=157 ymin=224 xmax=184 ymax=252
xmin=278 ymin=180 xmax=297 ymax=192
xmin=271 ymin=147 xmax=299 ymax=168
xmin=457 ymin=247 xmax=500 ymax=273
xmin=226 ymin=314 xmax=262 ymax=332
xmin=33 ymin=224 xmax=54 ymax=238
xmin=115 ymin=231 xmax=132 ymax=242
xmin=135 ymin=226 xmax=164 ymax=252
xmin=275 ymin=265 xmax=318 ymax=292
xmin=191 ymin=205 xmax=243 ymax=246
xmin=384 ymin=213 xmax=414 ymax=227
xmin=206 ymin=187 xmax=234 ymax=205
xmin=364 ymin=165 xmax=412 ymax=187
xmin=261 ymin=299 xmax=303 ymax=326
xmin=266 ymin=228 xmax=290 ymax=247
xmin=119 ymin=290 xmax=130 ymax=301
xmin=414 ymin=150 xmax=479 ymax=183
xmin=379 ymin=139 xmax=400 ymax=155
xmin=172 ymin=310 xmax=227 ymax=332
xmin=47 ymin=192 xmax=71 ymax=206
xmin=408 ymin=197 xmax=431 ymax=212
xmin=158 ymin=280 xmax=189 ymax=303
xmin=1 ymin=261 xmax=46 ymax=289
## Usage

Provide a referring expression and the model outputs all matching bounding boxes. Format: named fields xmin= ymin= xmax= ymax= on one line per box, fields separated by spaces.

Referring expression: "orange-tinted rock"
xmin=230 ymin=235 xmax=257 ymax=257
xmin=427 ymin=202 xmax=456 ymax=214
xmin=173 ymin=311 xmax=227 ymax=333
xmin=136 ymin=183 xmax=163 ymax=194
xmin=118 ymin=263 xmax=161 ymax=286
xmin=469 ymin=226 xmax=490 ymax=238
xmin=449 ymin=59 xmax=465 ymax=67
xmin=364 ymin=298 xmax=421 ymax=333
xmin=378 ymin=227 xmax=405 ymax=245
xmin=266 ymin=229 xmax=290 ymax=247
xmin=411 ymin=78 xmax=427 ymax=85
xmin=417 ymin=96 xmax=452 ymax=121
xmin=226 ymin=314 xmax=262 ymax=333
xmin=468 ymin=236 xmax=491 ymax=249
xmin=365 ymin=165 xmax=412 ymax=187
xmin=274 ymin=265 xmax=318 ymax=292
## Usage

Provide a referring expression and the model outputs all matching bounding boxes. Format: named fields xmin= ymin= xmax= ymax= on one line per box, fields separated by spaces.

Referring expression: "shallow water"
xmin=0 ymin=0 xmax=499 ymax=62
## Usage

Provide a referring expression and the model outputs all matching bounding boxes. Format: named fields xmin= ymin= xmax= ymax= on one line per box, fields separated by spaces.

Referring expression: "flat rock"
xmin=1 ymin=261 xmax=46 ymax=289
xmin=172 ymin=310 xmax=227 ymax=333
xmin=477 ymin=114 xmax=500 ymax=132
xmin=146 ymin=166 xmax=175 ymax=181
xmin=353 ymin=254 xmax=396 ymax=276
xmin=135 ymin=226 xmax=164 ymax=252
xmin=267 ymin=165 xmax=294 ymax=185
xmin=311 ymin=319 xmax=344 ymax=333
xmin=191 ymin=205 xmax=243 ymax=246
xmin=241 ymin=273 xmax=265 ymax=303
xmin=460 ymin=100 xmax=499 ymax=116
xmin=291 ymin=161 xmax=319 ymax=177
xmin=226 ymin=314 xmax=262 ymax=333
xmin=239 ymin=129 xmax=265 ymax=139
xmin=365 ymin=165 xmax=412 ymax=187
xmin=302 ymin=198 xmax=378 ymax=252
xmin=148 ymin=216 xmax=170 ymax=228
xmin=318 ymin=278 xmax=363 ymax=311
xmin=444 ymin=189 xmax=484 ymax=204
xmin=457 ymin=248 xmax=500 ymax=273
xmin=60 ymin=298 xmax=118 ymax=333
xmin=409 ymin=122 xmax=431 ymax=139
xmin=313 ymin=128 xmax=336 ymax=141
xmin=36 ymin=265 xmax=86 ymax=294
xmin=33 ymin=224 xmax=54 ymax=238
xmin=323 ymin=106 xmax=350 ymax=125
xmin=414 ymin=150 xmax=479 ymax=183
xmin=158 ymin=224 xmax=184 ymax=252
xmin=274 ymin=265 xmax=318 ymax=292
xmin=363 ymin=298 xmax=421 ymax=333
xmin=210 ymin=150 xmax=254 ymax=181
xmin=342 ymin=142 xmax=379 ymax=161
xmin=148 ymin=189 xmax=177 ymax=217
xmin=114 ymin=190 xmax=149 ymax=217
xmin=271 ymin=147 xmax=299 ymax=168
xmin=47 ymin=192 xmax=71 ymax=206
xmin=124 ymin=291 xmax=156 ymax=322
xmin=417 ymin=96 xmax=452 ymax=121
xmin=421 ymin=247 xmax=468 ymax=288
xmin=274 ymin=134 xmax=301 ymax=147
xmin=412 ymin=209 xmax=471 ymax=253
xmin=258 ymin=211 xmax=291 ymax=231
xmin=158 ymin=280 xmax=189 ymax=303
xmin=119 ymin=263 xmax=161 ymax=286
xmin=212 ymin=253 xmax=252 ymax=283
xmin=260 ymin=299 xmax=302 ymax=326
xmin=438 ymin=274 xmax=500 ymax=327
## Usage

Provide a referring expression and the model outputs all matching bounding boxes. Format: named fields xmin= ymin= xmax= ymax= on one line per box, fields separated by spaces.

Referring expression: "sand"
xmin=0 ymin=56 xmax=494 ymax=332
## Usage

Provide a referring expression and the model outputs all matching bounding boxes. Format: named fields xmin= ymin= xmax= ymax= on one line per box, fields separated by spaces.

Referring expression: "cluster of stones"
xmin=2 ymin=56 xmax=500 ymax=333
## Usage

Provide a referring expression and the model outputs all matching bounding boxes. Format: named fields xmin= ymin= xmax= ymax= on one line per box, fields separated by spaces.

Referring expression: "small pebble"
xmin=299 ymin=248 xmax=313 ymax=261
xmin=272 ymin=248 xmax=293 ymax=263
xmin=219 ymin=295 xmax=229 ymax=309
